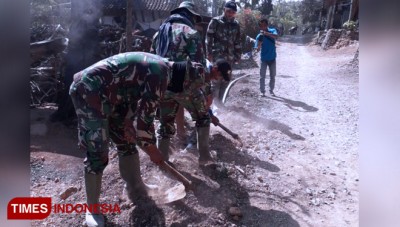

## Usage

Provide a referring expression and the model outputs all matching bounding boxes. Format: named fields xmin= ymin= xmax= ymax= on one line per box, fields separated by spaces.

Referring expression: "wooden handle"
xmin=160 ymin=161 xmax=193 ymax=190
xmin=217 ymin=123 xmax=244 ymax=147
xmin=217 ymin=122 xmax=239 ymax=139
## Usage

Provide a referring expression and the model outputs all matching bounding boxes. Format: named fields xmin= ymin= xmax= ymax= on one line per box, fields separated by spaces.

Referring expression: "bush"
xmin=343 ymin=20 xmax=357 ymax=31
xmin=236 ymin=9 xmax=263 ymax=52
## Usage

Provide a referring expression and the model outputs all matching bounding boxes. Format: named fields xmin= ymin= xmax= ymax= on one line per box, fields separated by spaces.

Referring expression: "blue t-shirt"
xmin=255 ymin=27 xmax=277 ymax=61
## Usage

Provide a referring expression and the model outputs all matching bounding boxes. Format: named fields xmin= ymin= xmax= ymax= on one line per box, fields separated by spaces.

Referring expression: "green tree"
xmin=298 ymin=0 xmax=322 ymax=24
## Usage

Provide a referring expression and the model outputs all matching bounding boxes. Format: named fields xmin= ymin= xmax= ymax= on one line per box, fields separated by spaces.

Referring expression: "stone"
xmin=59 ymin=186 xmax=78 ymax=200
xmin=306 ymin=188 xmax=313 ymax=196
xmin=311 ymin=198 xmax=321 ymax=206
xmin=228 ymin=207 xmax=242 ymax=217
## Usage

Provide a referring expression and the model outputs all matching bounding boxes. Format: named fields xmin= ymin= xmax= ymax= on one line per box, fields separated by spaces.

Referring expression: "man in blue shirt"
xmin=255 ymin=18 xmax=278 ymax=96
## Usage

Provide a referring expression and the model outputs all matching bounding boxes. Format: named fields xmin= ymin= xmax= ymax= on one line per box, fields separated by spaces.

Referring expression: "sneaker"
xmin=269 ymin=90 xmax=275 ymax=96
xmin=259 ymin=92 xmax=265 ymax=97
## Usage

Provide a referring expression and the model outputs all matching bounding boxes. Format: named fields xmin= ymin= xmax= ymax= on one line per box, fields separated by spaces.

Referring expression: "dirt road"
xmin=31 ymin=35 xmax=359 ymax=226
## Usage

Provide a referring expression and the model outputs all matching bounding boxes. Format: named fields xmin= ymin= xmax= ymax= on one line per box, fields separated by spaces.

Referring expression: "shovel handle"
xmin=217 ymin=122 xmax=239 ymax=139
xmin=217 ymin=122 xmax=244 ymax=147
xmin=160 ymin=161 xmax=193 ymax=190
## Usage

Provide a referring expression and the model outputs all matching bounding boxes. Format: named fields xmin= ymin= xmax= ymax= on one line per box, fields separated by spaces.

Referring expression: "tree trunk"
xmin=326 ymin=0 xmax=337 ymax=30
xmin=349 ymin=0 xmax=359 ymax=21
xmin=126 ymin=0 xmax=133 ymax=52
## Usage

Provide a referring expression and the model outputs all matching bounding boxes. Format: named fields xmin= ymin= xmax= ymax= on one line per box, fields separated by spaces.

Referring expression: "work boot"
xmin=197 ymin=126 xmax=213 ymax=165
xmin=157 ymin=138 xmax=171 ymax=161
xmin=119 ymin=152 xmax=148 ymax=202
xmin=84 ymin=172 xmax=105 ymax=227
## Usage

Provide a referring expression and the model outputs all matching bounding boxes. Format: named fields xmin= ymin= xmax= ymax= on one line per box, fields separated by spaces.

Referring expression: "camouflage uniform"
xmin=151 ymin=20 xmax=206 ymax=67
xmin=151 ymin=12 xmax=208 ymax=139
xmin=69 ymin=52 xmax=169 ymax=174
xmin=206 ymin=15 xmax=242 ymax=102
xmin=206 ymin=15 xmax=242 ymax=63
xmin=157 ymin=60 xmax=211 ymax=139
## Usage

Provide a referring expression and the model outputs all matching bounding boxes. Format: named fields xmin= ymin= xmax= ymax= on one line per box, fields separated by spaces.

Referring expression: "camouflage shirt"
xmin=206 ymin=15 xmax=242 ymax=62
xmin=69 ymin=52 xmax=170 ymax=147
xmin=151 ymin=21 xmax=206 ymax=67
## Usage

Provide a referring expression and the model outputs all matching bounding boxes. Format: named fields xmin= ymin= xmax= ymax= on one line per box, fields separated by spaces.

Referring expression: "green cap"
xmin=170 ymin=1 xmax=202 ymax=23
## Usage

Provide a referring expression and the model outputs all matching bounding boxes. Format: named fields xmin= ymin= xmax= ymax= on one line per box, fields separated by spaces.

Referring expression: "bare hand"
xmin=142 ymin=145 xmax=164 ymax=165
xmin=207 ymin=54 xmax=213 ymax=62
xmin=206 ymin=95 xmax=213 ymax=109
xmin=211 ymin=115 xmax=220 ymax=126
xmin=124 ymin=119 xmax=135 ymax=143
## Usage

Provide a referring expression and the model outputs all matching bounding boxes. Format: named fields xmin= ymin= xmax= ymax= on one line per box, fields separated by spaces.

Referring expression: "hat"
xmin=215 ymin=59 xmax=232 ymax=82
xmin=224 ymin=1 xmax=237 ymax=12
xmin=170 ymin=1 xmax=202 ymax=23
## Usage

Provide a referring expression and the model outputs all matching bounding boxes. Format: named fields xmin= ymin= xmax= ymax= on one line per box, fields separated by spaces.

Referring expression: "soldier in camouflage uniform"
xmin=206 ymin=1 xmax=242 ymax=105
xmin=151 ymin=1 xmax=205 ymax=66
xmin=69 ymin=52 xmax=169 ymax=227
xmin=156 ymin=57 xmax=232 ymax=165
xmin=151 ymin=1 xmax=207 ymax=141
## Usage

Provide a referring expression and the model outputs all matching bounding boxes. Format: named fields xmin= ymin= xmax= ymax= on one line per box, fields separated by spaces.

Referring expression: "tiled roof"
xmin=146 ymin=0 xmax=182 ymax=11
xmin=102 ymin=0 xmax=182 ymax=12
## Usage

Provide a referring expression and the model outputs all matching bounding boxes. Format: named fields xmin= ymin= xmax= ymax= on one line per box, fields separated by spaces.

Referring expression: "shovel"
xmin=216 ymin=122 xmax=243 ymax=147
xmin=159 ymin=161 xmax=193 ymax=190
xmin=144 ymin=161 xmax=192 ymax=204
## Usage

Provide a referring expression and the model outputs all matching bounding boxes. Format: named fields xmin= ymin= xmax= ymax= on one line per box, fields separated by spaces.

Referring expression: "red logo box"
xmin=8 ymin=197 xmax=52 ymax=220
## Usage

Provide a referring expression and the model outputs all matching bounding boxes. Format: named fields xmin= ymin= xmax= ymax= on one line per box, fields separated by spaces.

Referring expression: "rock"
xmin=41 ymin=156 xmax=45 ymax=162
xmin=232 ymin=215 xmax=241 ymax=221
xmin=59 ymin=186 xmax=78 ymax=200
xmin=257 ymin=176 xmax=263 ymax=182
xmin=311 ymin=198 xmax=321 ymax=206
xmin=54 ymin=178 xmax=60 ymax=183
xmin=306 ymin=188 xmax=313 ymax=196
xmin=228 ymin=207 xmax=242 ymax=217
xmin=328 ymin=192 xmax=336 ymax=199
xmin=120 ymin=202 xmax=133 ymax=210
xmin=111 ymin=151 xmax=118 ymax=159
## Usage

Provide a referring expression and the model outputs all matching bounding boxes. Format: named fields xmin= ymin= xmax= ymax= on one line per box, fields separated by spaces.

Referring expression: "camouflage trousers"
xmin=70 ymin=81 xmax=138 ymax=175
xmin=157 ymin=89 xmax=210 ymax=139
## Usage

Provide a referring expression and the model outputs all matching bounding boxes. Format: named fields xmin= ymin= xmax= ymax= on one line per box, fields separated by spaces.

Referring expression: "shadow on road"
xmin=211 ymin=134 xmax=280 ymax=173
xmin=267 ymin=95 xmax=319 ymax=112
xmin=226 ymin=106 xmax=305 ymax=141
xmin=182 ymin=165 xmax=300 ymax=226
xmin=129 ymin=196 xmax=166 ymax=226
